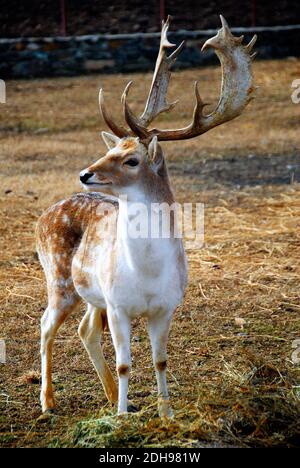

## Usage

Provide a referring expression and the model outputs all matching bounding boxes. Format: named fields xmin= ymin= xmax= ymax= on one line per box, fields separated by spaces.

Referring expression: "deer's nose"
xmin=80 ymin=171 xmax=94 ymax=184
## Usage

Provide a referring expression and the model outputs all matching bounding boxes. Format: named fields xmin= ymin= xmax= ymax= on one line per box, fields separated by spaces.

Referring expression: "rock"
xmin=235 ymin=317 xmax=247 ymax=329
xmin=84 ymin=59 xmax=115 ymax=71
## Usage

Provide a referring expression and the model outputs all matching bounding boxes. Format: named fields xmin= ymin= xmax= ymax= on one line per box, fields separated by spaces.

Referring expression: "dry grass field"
xmin=0 ymin=58 xmax=299 ymax=448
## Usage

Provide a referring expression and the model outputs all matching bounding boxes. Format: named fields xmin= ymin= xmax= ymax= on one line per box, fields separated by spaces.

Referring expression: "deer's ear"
xmin=101 ymin=131 xmax=121 ymax=150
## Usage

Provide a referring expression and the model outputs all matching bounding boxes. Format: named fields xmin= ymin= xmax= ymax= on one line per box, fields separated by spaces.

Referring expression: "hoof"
xmin=160 ymin=410 xmax=174 ymax=421
xmin=36 ymin=411 xmax=55 ymax=423
xmin=159 ymin=399 xmax=174 ymax=420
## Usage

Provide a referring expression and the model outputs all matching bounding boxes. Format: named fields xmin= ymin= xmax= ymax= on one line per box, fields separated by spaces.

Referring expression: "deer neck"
xmin=120 ymin=165 xmax=174 ymax=205
xmin=116 ymin=171 xmax=180 ymax=263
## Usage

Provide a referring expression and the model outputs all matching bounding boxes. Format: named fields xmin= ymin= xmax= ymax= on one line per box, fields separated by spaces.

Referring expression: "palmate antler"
xmin=99 ymin=15 xmax=184 ymax=137
xmin=99 ymin=15 xmax=257 ymax=141
xmin=138 ymin=16 xmax=184 ymax=127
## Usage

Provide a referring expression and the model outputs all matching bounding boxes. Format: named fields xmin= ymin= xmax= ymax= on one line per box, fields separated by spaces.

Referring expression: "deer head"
xmin=80 ymin=15 xmax=257 ymax=196
xmin=80 ymin=133 xmax=167 ymax=200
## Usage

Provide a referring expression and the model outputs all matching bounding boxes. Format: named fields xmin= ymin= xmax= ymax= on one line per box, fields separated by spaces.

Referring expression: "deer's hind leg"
xmin=40 ymin=280 xmax=80 ymax=413
xmin=78 ymin=304 xmax=118 ymax=405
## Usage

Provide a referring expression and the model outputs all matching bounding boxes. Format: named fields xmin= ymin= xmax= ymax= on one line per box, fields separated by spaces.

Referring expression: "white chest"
xmin=106 ymin=237 xmax=187 ymax=317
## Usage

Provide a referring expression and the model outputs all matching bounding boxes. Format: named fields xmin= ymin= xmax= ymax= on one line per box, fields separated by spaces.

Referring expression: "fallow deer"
xmin=36 ymin=16 xmax=257 ymax=417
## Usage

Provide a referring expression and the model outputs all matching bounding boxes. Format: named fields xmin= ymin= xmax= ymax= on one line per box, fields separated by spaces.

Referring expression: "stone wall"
xmin=1 ymin=25 xmax=300 ymax=79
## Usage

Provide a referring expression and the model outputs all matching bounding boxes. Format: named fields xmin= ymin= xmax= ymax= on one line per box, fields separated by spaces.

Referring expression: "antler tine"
xmin=191 ymin=81 xmax=208 ymax=127
xmin=219 ymin=15 xmax=246 ymax=46
xmin=122 ymin=82 xmax=150 ymax=139
xmin=98 ymin=89 xmax=129 ymax=138
xmin=138 ymin=15 xmax=185 ymax=127
xmin=220 ymin=15 xmax=231 ymax=37
xmin=123 ymin=15 xmax=257 ymax=142
xmin=245 ymin=35 xmax=257 ymax=52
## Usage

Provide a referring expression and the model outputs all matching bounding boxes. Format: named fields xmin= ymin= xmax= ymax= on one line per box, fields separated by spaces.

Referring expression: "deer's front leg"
xmin=147 ymin=313 xmax=173 ymax=419
xmin=107 ymin=309 xmax=131 ymax=414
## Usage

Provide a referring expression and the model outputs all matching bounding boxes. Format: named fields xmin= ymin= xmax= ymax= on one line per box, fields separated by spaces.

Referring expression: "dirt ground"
xmin=0 ymin=58 xmax=299 ymax=447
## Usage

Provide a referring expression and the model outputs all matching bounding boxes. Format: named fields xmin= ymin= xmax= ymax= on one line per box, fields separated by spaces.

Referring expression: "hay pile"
xmin=56 ymin=351 xmax=300 ymax=447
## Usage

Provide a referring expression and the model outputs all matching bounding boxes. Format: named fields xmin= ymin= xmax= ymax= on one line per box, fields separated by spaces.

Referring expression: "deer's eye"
xmin=124 ymin=158 xmax=139 ymax=167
